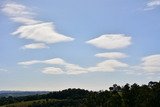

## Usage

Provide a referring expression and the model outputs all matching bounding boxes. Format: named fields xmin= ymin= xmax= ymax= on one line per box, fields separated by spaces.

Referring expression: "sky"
xmin=0 ymin=0 xmax=160 ymax=91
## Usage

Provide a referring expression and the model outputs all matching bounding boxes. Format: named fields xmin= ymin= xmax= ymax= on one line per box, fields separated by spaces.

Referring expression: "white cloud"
xmin=95 ymin=52 xmax=128 ymax=59
xmin=12 ymin=22 xmax=74 ymax=44
xmin=141 ymin=54 xmax=160 ymax=72
xmin=42 ymin=59 xmax=128 ymax=74
xmin=97 ymin=60 xmax=128 ymax=68
xmin=22 ymin=43 xmax=48 ymax=49
xmin=1 ymin=2 xmax=33 ymax=17
xmin=18 ymin=58 xmax=88 ymax=74
xmin=42 ymin=67 xmax=64 ymax=74
xmin=126 ymin=54 xmax=160 ymax=75
xmin=65 ymin=64 xmax=88 ymax=75
xmin=18 ymin=58 xmax=128 ymax=75
xmin=18 ymin=58 xmax=66 ymax=66
xmin=44 ymin=58 xmax=66 ymax=65
xmin=18 ymin=60 xmax=41 ymax=65
xmin=1 ymin=2 xmax=38 ymax=25
xmin=11 ymin=17 xmax=41 ymax=25
xmin=145 ymin=0 xmax=160 ymax=10
xmin=0 ymin=68 xmax=8 ymax=72
xmin=18 ymin=54 xmax=157 ymax=75
xmin=88 ymin=60 xmax=128 ymax=72
xmin=119 ymin=54 xmax=160 ymax=76
xmin=86 ymin=34 xmax=131 ymax=49
xmin=2 ymin=2 xmax=74 ymax=48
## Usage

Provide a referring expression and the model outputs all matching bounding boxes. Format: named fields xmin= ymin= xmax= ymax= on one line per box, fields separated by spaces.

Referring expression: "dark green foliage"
xmin=1 ymin=81 xmax=160 ymax=107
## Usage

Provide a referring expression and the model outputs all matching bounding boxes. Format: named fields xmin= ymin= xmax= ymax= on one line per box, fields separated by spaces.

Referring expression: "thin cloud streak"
xmin=22 ymin=43 xmax=49 ymax=49
xmin=95 ymin=52 xmax=128 ymax=59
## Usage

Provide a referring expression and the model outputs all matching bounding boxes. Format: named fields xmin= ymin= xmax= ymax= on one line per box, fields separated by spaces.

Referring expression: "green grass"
xmin=0 ymin=99 xmax=59 ymax=107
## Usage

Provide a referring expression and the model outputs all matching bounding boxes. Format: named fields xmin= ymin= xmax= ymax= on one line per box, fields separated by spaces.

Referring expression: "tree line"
xmin=1 ymin=81 xmax=160 ymax=107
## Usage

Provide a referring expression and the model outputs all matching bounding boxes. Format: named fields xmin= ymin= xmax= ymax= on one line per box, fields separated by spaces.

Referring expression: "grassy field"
xmin=0 ymin=99 xmax=58 ymax=107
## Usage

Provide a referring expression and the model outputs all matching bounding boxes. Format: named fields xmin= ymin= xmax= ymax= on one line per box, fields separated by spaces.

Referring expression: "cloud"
xmin=18 ymin=58 xmax=66 ymax=65
xmin=145 ymin=0 xmax=160 ymax=10
xmin=18 ymin=60 xmax=41 ymax=65
xmin=126 ymin=54 xmax=160 ymax=76
xmin=0 ymin=68 xmax=8 ymax=72
xmin=88 ymin=60 xmax=128 ymax=72
xmin=141 ymin=54 xmax=160 ymax=72
xmin=64 ymin=64 xmax=88 ymax=75
xmin=11 ymin=17 xmax=41 ymax=25
xmin=12 ymin=22 xmax=74 ymax=43
xmin=22 ymin=43 xmax=48 ymax=49
xmin=44 ymin=58 xmax=66 ymax=65
xmin=18 ymin=58 xmax=128 ymax=75
xmin=86 ymin=34 xmax=131 ymax=49
xmin=1 ymin=2 xmax=74 ymax=48
xmin=95 ymin=52 xmax=128 ymax=59
xmin=19 ymin=54 xmax=159 ymax=75
xmin=1 ymin=2 xmax=38 ymax=25
xmin=1 ymin=2 xmax=33 ymax=17
xmin=18 ymin=58 xmax=88 ymax=74
xmin=42 ymin=67 xmax=64 ymax=74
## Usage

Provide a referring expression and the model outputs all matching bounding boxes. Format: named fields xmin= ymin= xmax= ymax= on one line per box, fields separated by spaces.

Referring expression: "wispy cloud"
xmin=12 ymin=22 xmax=74 ymax=44
xmin=86 ymin=34 xmax=131 ymax=49
xmin=145 ymin=0 xmax=160 ymax=10
xmin=42 ymin=67 xmax=64 ymax=74
xmin=87 ymin=60 xmax=128 ymax=72
xmin=22 ymin=43 xmax=48 ymax=49
xmin=0 ymin=68 xmax=8 ymax=72
xmin=1 ymin=2 xmax=38 ymax=25
xmin=95 ymin=52 xmax=128 ymax=59
xmin=18 ymin=60 xmax=41 ymax=65
xmin=1 ymin=2 xmax=74 ymax=49
xmin=124 ymin=54 xmax=160 ymax=76
xmin=18 ymin=58 xmax=128 ymax=75
xmin=141 ymin=54 xmax=160 ymax=72
xmin=11 ymin=17 xmax=41 ymax=25
xmin=18 ymin=58 xmax=65 ymax=65
xmin=2 ymin=3 xmax=29 ymax=16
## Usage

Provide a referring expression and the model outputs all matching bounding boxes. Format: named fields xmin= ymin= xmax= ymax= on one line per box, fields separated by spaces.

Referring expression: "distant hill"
xmin=0 ymin=91 xmax=49 ymax=97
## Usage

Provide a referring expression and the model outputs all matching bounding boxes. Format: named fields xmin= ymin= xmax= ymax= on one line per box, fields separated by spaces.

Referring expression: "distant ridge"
xmin=0 ymin=91 xmax=50 ymax=97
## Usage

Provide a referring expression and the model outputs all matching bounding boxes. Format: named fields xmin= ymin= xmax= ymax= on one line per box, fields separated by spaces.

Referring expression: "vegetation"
xmin=1 ymin=81 xmax=160 ymax=107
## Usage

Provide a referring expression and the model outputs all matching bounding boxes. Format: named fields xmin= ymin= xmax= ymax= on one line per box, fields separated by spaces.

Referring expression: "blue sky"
xmin=0 ymin=0 xmax=160 ymax=91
